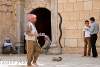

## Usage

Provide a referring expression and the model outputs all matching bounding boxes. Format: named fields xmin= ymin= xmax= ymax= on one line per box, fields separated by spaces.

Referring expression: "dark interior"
xmin=30 ymin=7 xmax=51 ymax=47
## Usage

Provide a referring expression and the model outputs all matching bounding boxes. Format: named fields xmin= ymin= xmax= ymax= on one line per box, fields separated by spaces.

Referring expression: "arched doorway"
xmin=30 ymin=7 xmax=51 ymax=47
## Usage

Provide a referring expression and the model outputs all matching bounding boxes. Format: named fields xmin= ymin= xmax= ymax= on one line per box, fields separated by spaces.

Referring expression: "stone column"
xmin=16 ymin=0 xmax=25 ymax=42
xmin=48 ymin=0 xmax=62 ymax=55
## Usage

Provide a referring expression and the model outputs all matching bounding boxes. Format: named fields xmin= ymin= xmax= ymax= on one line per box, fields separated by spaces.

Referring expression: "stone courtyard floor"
xmin=0 ymin=54 xmax=100 ymax=67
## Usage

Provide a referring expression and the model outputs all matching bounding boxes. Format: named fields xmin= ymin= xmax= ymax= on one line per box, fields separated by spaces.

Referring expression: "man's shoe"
xmin=93 ymin=55 xmax=98 ymax=58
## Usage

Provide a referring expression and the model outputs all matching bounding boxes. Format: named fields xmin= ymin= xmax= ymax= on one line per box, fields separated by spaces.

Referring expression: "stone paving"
xmin=0 ymin=54 xmax=100 ymax=67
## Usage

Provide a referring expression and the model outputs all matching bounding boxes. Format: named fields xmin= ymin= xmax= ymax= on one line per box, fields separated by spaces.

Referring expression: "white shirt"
xmin=83 ymin=26 xmax=91 ymax=37
xmin=4 ymin=43 xmax=12 ymax=47
xmin=25 ymin=22 xmax=38 ymax=40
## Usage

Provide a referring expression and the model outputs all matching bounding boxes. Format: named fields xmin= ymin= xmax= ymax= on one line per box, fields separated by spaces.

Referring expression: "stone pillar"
xmin=16 ymin=0 xmax=25 ymax=42
xmin=48 ymin=0 xmax=62 ymax=55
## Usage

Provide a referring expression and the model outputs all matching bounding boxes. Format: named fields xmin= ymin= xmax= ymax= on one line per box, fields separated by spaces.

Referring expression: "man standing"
xmin=89 ymin=17 xmax=99 ymax=57
xmin=25 ymin=14 xmax=41 ymax=66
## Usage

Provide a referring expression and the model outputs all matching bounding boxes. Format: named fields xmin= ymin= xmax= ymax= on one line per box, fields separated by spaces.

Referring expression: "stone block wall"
xmin=0 ymin=0 xmax=17 ymax=49
xmin=24 ymin=0 xmax=51 ymax=14
xmin=58 ymin=0 xmax=100 ymax=48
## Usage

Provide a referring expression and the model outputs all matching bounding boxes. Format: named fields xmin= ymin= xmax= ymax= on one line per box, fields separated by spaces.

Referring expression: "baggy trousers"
xmin=26 ymin=40 xmax=41 ymax=65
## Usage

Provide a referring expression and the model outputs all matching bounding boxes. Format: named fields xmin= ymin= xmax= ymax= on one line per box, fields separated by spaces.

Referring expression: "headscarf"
xmin=27 ymin=14 xmax=37 ymax=21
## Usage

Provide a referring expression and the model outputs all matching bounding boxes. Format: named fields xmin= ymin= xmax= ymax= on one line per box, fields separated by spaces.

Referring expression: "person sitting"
xmin=2 ymin=37 xmax=13 ymax=54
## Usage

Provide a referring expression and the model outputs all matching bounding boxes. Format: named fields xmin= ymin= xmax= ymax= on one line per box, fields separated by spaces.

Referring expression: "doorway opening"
xmin=30 ymin=7 xmax=51 ymax=47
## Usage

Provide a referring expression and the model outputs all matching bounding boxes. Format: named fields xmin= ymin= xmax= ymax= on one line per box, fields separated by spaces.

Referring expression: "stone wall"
xmin=25 ymin=0 xmax=51 ymax=14
xmin=0 ymin=0 xmax=17 ymax=48
xmin=58 ymin=0 xmax=100 ymax=48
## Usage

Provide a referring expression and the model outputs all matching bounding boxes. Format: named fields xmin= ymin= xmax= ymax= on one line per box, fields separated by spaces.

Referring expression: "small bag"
xmin=25 ymin=34 xmax=36 ymax=41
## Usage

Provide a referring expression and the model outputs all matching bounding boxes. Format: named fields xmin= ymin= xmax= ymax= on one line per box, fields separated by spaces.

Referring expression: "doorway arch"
xmin=30 ymin=7 xmax=51 ymax=47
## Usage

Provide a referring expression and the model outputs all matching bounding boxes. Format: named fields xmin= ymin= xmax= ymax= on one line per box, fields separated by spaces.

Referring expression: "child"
xmin=83 ymin=20 xmax=91 ymax=56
